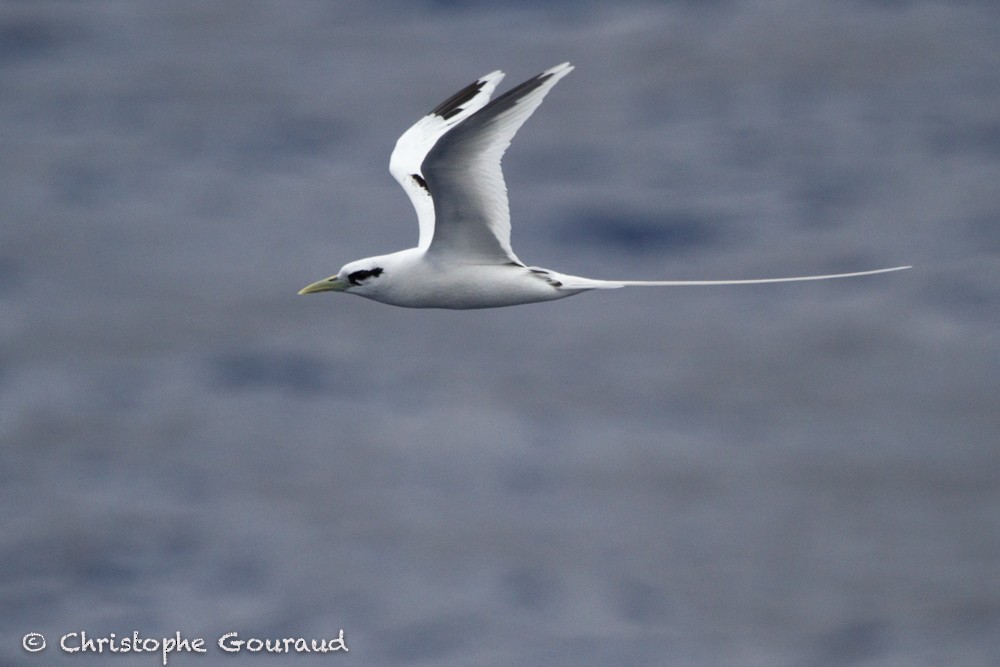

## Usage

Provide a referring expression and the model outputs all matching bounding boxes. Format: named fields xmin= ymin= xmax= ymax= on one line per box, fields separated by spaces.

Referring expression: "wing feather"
xmin=389 ymin=70 xmax=504 ymax=249
xmin=422 ymin=63 xmax=574 ymax=263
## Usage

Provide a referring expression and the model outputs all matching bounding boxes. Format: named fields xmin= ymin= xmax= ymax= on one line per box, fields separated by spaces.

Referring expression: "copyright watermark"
xmin=20 ymin=630 xmax=347 ymax=664
xmin=22 ymin=632 xmax=46 ymax=652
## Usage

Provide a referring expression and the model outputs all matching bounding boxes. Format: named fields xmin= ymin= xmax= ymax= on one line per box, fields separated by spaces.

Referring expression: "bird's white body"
xmin=337 ymin=249 xmax=584 ymax=309
xmin=299 ymin=63 xmax=908 ymax=308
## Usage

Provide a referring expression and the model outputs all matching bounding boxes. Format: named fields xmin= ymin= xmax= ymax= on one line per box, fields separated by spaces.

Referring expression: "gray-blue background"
xmin=3 ymin=1 xmax=998 ymax=665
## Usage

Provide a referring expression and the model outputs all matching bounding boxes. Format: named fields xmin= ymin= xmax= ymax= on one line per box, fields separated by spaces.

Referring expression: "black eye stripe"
xmin=347 ymin=267 xmax=383 ymax=286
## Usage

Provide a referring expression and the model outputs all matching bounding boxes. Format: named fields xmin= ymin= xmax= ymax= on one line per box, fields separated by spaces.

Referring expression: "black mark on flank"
xmin=411 ymin=174 xmax=429 ymax=193
xmin=347 ymin=267 xmax=383 ymax=286
xmin=528 ymin=267 xmax=562 ymax=287
xmin=431 ymin=79 xmax=486 ymax=120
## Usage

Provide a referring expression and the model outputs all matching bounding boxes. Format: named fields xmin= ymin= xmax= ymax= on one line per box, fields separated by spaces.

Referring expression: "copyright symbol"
xmin=22 ymin=632 xmax=46 ymax=653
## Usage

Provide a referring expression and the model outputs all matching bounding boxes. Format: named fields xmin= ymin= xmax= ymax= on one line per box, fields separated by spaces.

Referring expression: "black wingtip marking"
xmin=466 ymin=69 xmax=554 ymax=121
xmin=411 ymin=173 xmax=429 ymax=193
xmin=431 ymin=78 xmax=487 ymax=120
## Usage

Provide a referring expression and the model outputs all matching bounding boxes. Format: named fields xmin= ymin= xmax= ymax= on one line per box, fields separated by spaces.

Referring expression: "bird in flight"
xmin=299 ymin=63 xmax=909 ymax=308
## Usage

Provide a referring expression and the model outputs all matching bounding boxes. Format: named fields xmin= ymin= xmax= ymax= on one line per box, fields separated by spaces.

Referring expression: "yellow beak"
xmin=297 ymin=276 xmax=349 ymax=295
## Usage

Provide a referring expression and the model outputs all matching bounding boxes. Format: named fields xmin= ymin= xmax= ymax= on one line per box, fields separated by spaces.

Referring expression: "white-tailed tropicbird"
xmin=299 ymin=63 xmax=909 ymax=308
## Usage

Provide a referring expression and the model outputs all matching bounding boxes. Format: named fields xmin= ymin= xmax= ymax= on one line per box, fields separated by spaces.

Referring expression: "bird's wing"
xmin=421 ymin=62 xmax=574 ymax=264
xmin=389 ymin=70 xmax=505 ymax=250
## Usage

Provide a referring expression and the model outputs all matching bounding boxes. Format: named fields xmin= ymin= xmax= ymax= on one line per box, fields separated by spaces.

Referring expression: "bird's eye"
xmin=347 ymin=267 xmax=383 ymax=286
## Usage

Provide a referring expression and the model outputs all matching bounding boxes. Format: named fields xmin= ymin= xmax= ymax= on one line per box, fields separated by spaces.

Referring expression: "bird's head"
xmin=298 ymin=260 xmax=386 ymax=296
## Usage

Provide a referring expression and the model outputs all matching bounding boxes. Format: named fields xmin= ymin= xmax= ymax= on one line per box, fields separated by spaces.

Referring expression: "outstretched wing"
xmin=389 ymin=70 xmax=505 ymax=251
xmin=422 ymin=62 xmax=574 ymax=264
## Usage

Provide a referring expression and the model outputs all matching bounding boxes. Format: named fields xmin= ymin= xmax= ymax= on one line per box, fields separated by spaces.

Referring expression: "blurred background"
xmin=2 ymin=1 xmax=998 ymax=665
